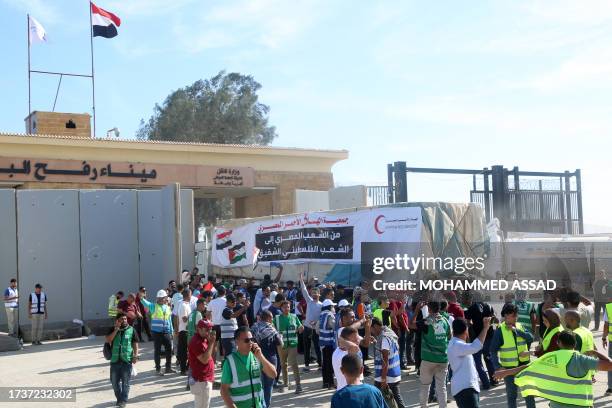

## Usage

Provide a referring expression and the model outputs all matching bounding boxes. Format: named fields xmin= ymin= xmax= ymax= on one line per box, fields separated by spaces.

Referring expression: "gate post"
xmin=387 ymin=163 xmax=394 ymax=204
xmin=491 ymin=165 xmax=509 ymax=232
xmin=393 ymin=161 xmax=408 ymax=203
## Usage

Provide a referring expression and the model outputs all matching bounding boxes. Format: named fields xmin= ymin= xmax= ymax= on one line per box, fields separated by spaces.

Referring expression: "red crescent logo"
xmin=374 ymin=215 xmax=385 ymax=234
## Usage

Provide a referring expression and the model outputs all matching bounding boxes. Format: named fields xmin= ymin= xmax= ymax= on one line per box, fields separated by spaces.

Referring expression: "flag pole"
xmin=88 ymin=1 xmax=96 ymax=137
xmin=27 ymin=13 xmax=31 ymax=122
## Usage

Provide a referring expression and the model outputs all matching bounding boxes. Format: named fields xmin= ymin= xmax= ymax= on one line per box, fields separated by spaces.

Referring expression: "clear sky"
xmin=1 ymin=1 xmax=611 ymax=228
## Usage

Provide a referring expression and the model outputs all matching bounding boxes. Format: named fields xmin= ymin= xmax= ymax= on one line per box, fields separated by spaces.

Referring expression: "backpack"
xmin=103 ymin=342 xmax=112 ymax=360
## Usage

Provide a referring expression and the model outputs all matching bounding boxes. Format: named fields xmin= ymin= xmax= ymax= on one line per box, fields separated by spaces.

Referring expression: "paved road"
xmin=1 ymin=330 xmax=610 ymax=407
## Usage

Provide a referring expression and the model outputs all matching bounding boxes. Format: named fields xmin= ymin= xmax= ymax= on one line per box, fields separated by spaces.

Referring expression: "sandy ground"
xmin=1 ymin=330 xmax=610 ymax=408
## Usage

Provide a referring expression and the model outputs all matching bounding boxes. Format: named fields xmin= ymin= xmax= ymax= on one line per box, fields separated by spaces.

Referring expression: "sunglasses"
xmin=243 ymin=337 xmax=257 ymax=344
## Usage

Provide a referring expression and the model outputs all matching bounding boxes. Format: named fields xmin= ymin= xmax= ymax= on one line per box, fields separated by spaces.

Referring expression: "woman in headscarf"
xmin=534 ymin=309 xmax=561 ymax=357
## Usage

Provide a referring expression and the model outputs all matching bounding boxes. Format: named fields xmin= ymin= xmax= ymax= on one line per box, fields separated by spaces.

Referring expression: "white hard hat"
xmin=156 ymin=289 xmax=168 ymax=298
xmin=338 ymin=299 xmax=350 ymax=307
xmin=322 ymin=299 xmax=336 ymax=307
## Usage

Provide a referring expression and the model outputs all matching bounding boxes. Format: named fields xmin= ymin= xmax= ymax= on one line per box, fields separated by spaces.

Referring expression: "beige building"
xmin=1 ymin=111 xmax=348 ymax=218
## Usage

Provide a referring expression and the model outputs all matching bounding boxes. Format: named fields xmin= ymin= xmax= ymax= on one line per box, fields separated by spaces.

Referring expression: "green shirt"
xmin=547 ymin=353 xmax=598 ymax=408
xmin=273 ymin=314 xmax=301 ymax=348
xmin=421 ymin=315 xmax=450 ymax=363
xmin=221 ymin=351 xmax=263 ymax=408
xmin=187 ymin=310 xmax=203 ymax=341
xmin=514 ymin=301 xmax=535 ymax=332
xmin=110 ymin=326 xmax=135 ymax=364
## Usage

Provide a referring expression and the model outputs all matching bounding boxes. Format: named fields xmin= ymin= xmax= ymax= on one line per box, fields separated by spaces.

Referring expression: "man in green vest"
xmin=416 ymin=300 xmax=451 ymax=407
xmin=602 ymin=302 xmax=612 ymax=395
xmin=220 ymin=326 xmax=277 ymax=408
xmin=188 ymin=298 xmax=207 ymax=342
xmin=105 ymin=312 xmax=138 ymax=408
xmin=495 ymin=330 xmax=612 ymax=407
xmin=274 ymin=300 xmax=304 ymax=394
xmin=514 ymin=290 xmax=537 ymax=340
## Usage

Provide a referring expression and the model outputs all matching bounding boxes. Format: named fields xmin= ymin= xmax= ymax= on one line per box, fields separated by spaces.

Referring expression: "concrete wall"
xmin=181 ymin=189 xmax=195 ymax=274
xmin=329 ymin=185 xmax=367 ymax=210
xmin=0 ymin=190 xmax=17 ymax=328
xmin=253 ymin=170 xmax=334 ymax=215
xmin=0 ymin=187 xmax=194 ymax=334
xmin=138 ymin=191 xmax=164 ymax=294
xmin=80 ymin=190 xmax=139 ymax=320
xmin=294 ymin=189 xmax=330 ymax=213
xmin=17 ymin=190 xmax=82 ymax=325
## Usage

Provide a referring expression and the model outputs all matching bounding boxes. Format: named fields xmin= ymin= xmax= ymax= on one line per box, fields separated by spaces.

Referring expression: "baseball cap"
xmin=338 ymin=299 xmax=350 ymax=307
xmin=322 ymin=299 xmax=336 ymax=307
xmin=197 ymin=319 xmax=213 ymax=329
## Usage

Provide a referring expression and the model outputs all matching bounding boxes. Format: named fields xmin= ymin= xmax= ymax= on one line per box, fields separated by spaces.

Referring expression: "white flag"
xmin=28 ymin=16 xmax=47 ymax=44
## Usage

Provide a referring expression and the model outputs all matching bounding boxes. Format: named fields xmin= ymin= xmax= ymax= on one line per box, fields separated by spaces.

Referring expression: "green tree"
xmin=137 ymin=70 xmax=277 ymax=144
xmin=137 ymin=71 xmax=278 ymax=226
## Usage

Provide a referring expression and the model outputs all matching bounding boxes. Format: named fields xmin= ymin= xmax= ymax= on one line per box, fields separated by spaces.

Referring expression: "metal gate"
xmin=388 ymin=163 xmax=583 ymax=235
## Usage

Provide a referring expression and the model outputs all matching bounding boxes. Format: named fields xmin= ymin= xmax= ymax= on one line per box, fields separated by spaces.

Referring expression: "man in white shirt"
xmin=207 ymin=285 xmax=227 ymax=357
xmin=333 ymin=326 xmax=364 ymax=390
xmin=177 ymin=289 xmax=192 ymax=375
xmin=4 ymin=278 xmax=19 ymax=337
xmin=447 ymin=316 xmax=491 ymax=408
xmin=171 ymin=284 xmax=185 ymax=355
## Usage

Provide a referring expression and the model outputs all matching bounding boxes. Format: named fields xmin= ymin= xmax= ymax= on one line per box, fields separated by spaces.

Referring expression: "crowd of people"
xmin=5 ymin=268 xmax=612 ymax=408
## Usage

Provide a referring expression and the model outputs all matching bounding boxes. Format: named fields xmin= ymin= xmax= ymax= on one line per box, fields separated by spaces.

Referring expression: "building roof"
xmin=0 ymin=132 xmax=346 ymax=154
xmin=0 ymin=132 xmax=348 ymax=173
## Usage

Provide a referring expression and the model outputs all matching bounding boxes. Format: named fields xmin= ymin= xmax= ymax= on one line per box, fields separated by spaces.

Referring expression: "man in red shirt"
xmin=117 ymin=294 xmax=142 ymax=340
xmin=188 ymin=319 xmax=217 ymax=408
xmin=445 ymin=291 xmax=465 ymax=319
xmin=389 ymin=296 xmax=410 ymax=369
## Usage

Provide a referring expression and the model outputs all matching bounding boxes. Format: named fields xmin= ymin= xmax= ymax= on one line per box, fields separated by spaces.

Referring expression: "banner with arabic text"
xmin=212 ymin=206 xmax=422 ymax=267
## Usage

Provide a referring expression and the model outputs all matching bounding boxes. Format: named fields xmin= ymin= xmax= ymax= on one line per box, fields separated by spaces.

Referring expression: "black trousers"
xmin=594 ymin=302 xmax=607 ymax=330
xmin=454 ymin=387 xmax=480 ymax=408
xmin=375 ymin=381 xmax=406 ymax=408
xmin=153 ymin=332 xmax=173 ymax=371
xmin=177 ymin=330 xmax=188 ymax=373
xmin=414 ymin=331 xmax=422 ymax=370
xmin=136 ymin=316 xmax=152 ymax=341
xmin=358 ymin=328 xmax=369 ymax=360
xmin=303 ymin=327 xmax=321 ymax=367
xmin=321 ymin=345 xmax=335 ymax=386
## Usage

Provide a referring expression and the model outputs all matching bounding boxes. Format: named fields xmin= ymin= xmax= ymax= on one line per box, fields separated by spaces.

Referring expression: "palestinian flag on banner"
xmin=216 ymin=230 xmax=233 ymax=250
xmin=229 ymin=242 xmax=246 ymax=264
xmin=91 ymin=2 xmax=121 ymax=38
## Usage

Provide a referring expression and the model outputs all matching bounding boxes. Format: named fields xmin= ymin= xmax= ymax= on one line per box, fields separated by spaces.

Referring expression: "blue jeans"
xmin=261 ymin=358 xmax=276 ymax=408
xmin=504 ymin=375 xmax=535 ymax=408
xmin=221 ymin=338 xmax=235 ymax=357
xmin=110 ymin=361 xmax=132 ymax=403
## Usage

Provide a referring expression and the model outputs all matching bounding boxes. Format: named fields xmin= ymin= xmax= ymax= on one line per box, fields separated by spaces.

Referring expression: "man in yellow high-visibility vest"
xmin=496 ymin=330 xmax=612 ymax=405
xmin=603 ymin=302 xmax=612 ymax=396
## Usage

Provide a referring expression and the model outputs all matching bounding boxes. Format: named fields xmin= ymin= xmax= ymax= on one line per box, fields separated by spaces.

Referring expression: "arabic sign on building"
xmin=0 ymin=157 xmax=254 ymax=188
xmin=212 ymin=206 xmax=423 ymax=267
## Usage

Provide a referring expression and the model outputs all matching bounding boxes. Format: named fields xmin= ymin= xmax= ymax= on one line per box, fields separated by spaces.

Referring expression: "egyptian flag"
xmin=91 ymin=2 xmax=121 ymax=38
xmin=215 ymin=230 xmax=233 ymax=250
